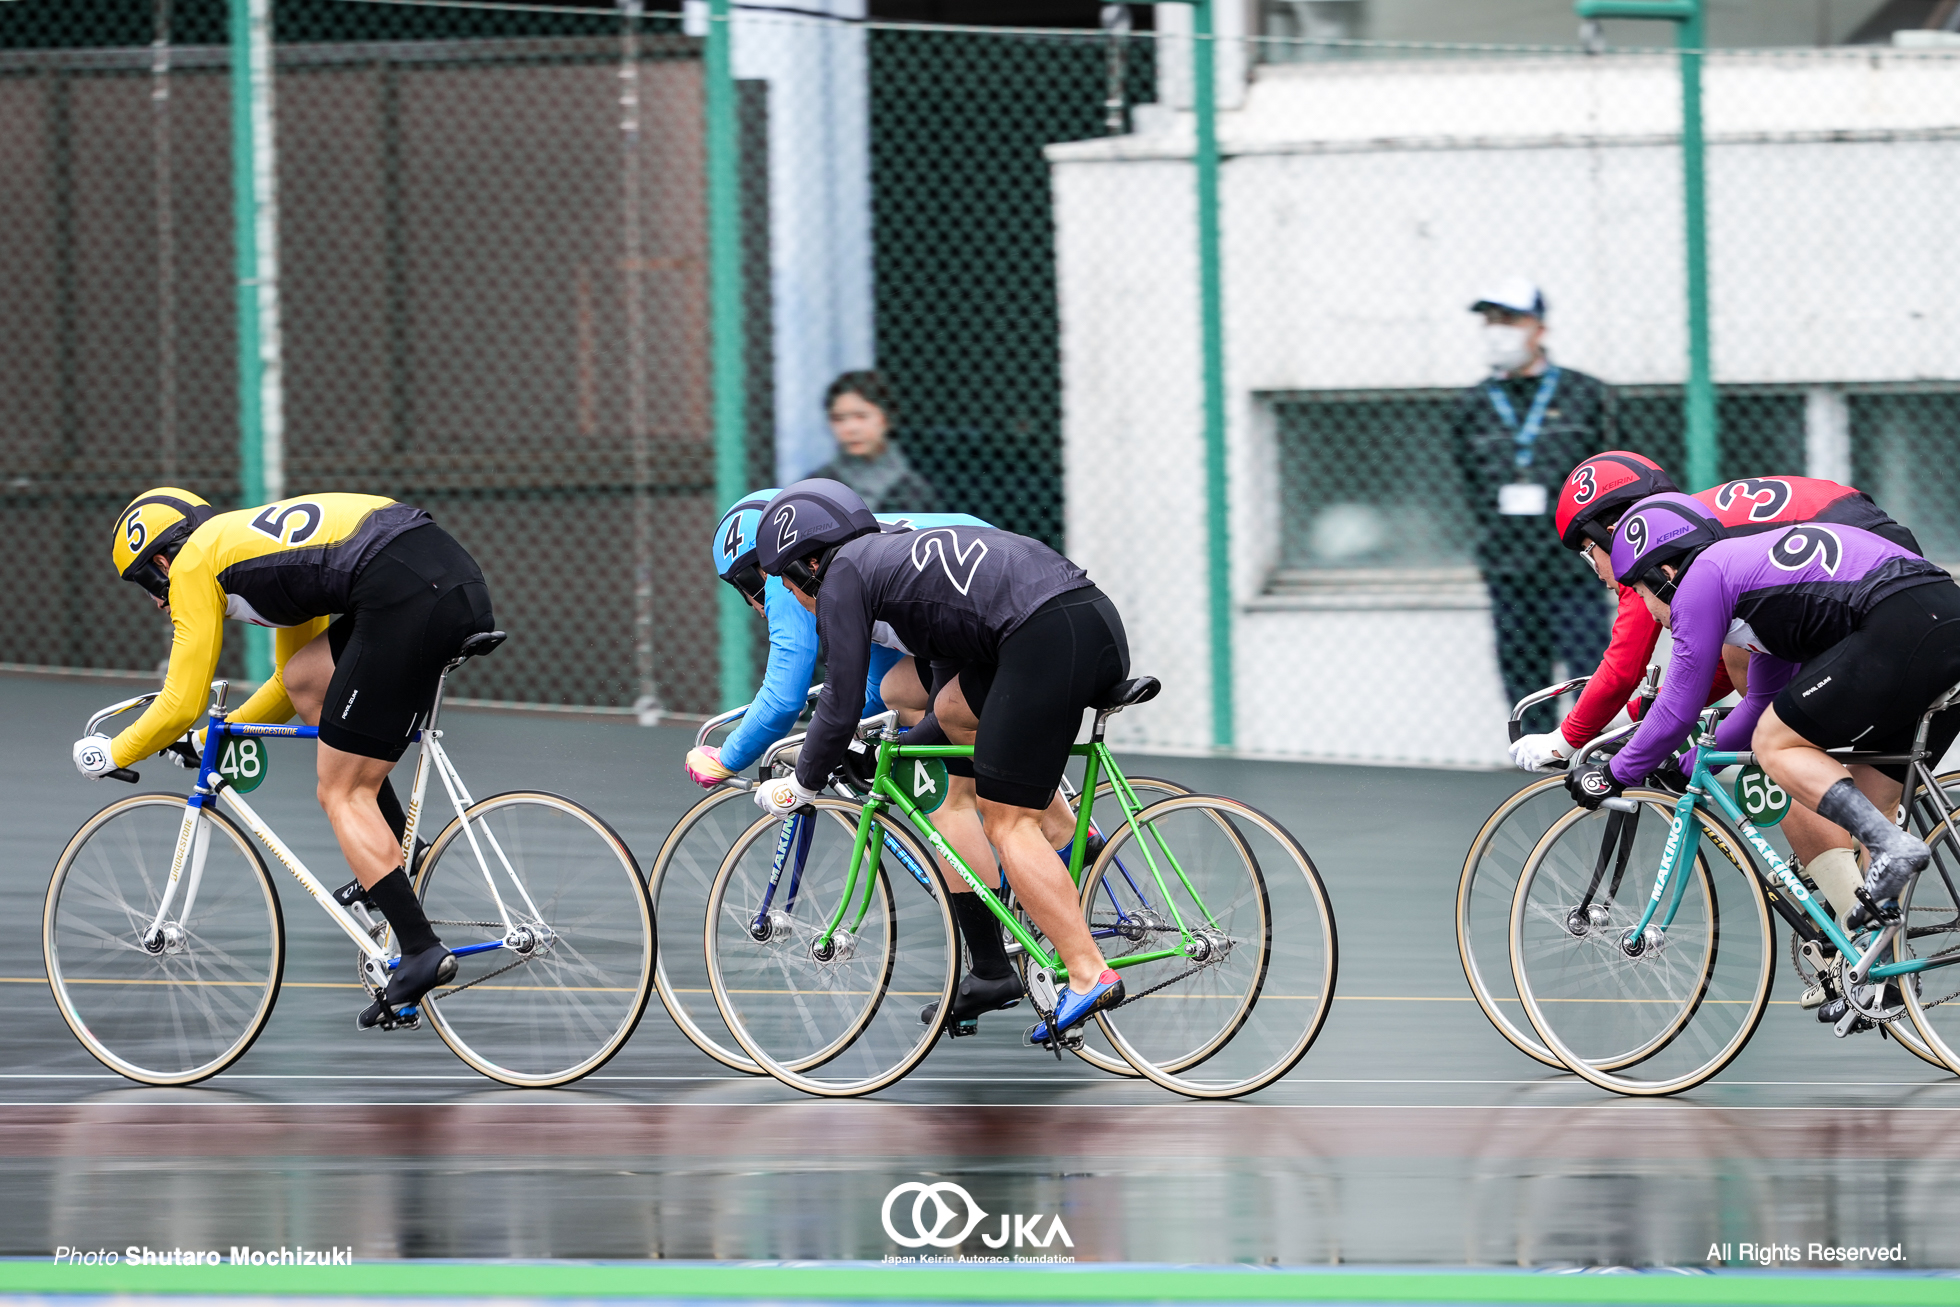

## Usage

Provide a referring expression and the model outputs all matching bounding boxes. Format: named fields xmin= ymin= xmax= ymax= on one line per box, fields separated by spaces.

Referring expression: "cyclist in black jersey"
xmin=750 ymin=479 xmax=1133 ymax=1038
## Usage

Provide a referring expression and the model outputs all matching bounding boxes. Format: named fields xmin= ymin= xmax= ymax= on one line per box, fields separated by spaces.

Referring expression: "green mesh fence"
xmin=2 ymin=6 xmax=1957 ymax=765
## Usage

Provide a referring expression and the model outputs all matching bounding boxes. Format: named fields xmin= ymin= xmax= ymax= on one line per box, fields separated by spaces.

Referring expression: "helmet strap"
xmin=783 ymin=545 xmax=840 ymax=599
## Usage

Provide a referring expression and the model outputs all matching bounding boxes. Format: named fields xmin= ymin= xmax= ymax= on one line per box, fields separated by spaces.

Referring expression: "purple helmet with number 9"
xmin=1610 ymin=492 xmax=1726 ymax=597
xmin=756 ymin=478 xmax=878 ymax=595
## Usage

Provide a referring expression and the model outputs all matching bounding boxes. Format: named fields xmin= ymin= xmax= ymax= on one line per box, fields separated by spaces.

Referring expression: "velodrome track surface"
xmin=6 ymin=671 xmax=1960 ymax=1267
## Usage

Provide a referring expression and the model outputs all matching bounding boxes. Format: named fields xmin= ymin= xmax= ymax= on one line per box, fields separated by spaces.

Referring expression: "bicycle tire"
xmin=1511 ymin=791 xmax=1774 ymax=1096
xmin=650 ymin=786 xmax=775 ymax=1074
xmin=44 ymin=794 xmax=284 ymax=1086
xmin=1087 ymin=795 xmax=1337 ymax=1099
xmin=416 ymin=791 xmax=655 ymax=1088
xmin=1897 ymin=770 xmax=1960 ymax=1072
xmin=1455 ymin=774 xmax=1572 ymax=1068
xmin=707 ymin=798 xmax=956 ymax=1097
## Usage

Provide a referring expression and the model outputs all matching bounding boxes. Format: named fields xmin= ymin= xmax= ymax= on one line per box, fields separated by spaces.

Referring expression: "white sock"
xmin=1806 ymin=846 xmax=1863 ymax=931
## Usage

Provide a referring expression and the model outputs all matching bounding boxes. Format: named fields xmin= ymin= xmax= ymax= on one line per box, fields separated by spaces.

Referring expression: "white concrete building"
xmin=1051 ymin=48 xmax=1960 ymax=765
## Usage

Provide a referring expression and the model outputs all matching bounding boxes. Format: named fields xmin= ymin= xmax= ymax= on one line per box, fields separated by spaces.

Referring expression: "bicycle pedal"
xmin=1799 ymin=983 xmax=1828 ymax=1010
xmin=948 ymin=1017 xmax=980 ymax=1038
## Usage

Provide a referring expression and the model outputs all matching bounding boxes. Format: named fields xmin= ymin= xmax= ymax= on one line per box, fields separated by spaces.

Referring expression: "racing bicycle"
xmin=1508 ymin=683 xmax=1960 ymax=1094
xmin=650 ymin=688 xmax=1200 ymax=1075
xmin=700 ymin=677 xmax=1338 ymax=1099
xmin=43 ymin=633 xmax=655 ymax=1087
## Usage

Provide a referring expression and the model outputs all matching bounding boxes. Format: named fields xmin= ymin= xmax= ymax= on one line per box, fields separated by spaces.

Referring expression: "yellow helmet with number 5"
xmin=113 ymin=488 xmax=215 ymax=601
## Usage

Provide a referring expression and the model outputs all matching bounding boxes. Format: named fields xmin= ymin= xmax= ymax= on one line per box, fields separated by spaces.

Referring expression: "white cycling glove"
xmin=72 ymin=734 xmax=116 ymax=779
xmin=755 ymin=776 xmax=820 ymax=817
xmin=1508 ymin=731 xmax=1571 ymax=772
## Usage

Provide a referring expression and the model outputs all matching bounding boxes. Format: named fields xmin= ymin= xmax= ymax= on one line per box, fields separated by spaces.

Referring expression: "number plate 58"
xmin=1734 ymin=762 xmax=1788 ymax=828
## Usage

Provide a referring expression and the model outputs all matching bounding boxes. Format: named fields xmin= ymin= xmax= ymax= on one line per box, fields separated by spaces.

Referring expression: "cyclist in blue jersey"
xmin=689 ymin=489 xmax=1086 ymax=1032
xmin=1567 ymin=491 xmax=1960 ymax=933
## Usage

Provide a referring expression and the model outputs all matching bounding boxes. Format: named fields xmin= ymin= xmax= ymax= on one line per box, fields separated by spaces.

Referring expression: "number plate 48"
xmin=218 ymin=737 xmax=269 ymax=794
xmin=1734 ymin=762 xmax=1788 ymax=828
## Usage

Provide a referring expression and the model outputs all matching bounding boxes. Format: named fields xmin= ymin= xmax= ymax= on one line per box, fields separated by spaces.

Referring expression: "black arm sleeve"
xmin=794 ymin=562 xmax=874 ymax=792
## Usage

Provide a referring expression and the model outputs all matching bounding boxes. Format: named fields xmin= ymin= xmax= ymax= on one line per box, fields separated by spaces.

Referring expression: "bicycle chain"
xmin=432 ymin=952 xmax=529 ymax=1000
xmin=420 ymin=922 xmax=533 ymax=1001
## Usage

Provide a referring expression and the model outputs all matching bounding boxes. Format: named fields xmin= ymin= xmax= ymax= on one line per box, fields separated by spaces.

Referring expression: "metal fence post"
xmin=706 ymin=0 xmax=751 ymax=711
xmin=1575 ymin=0 xmax=1717 ymax=489
xmin=1187 ymin=0 xmax=1232 ymax=750
xmin=228 ymin=0 xmax=281 ymax=681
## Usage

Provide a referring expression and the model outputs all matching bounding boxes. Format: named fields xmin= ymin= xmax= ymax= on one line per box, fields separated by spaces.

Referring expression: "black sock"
xmin=952 ymin=891 xmax=1013 ymax=981
xmin=376 ymin=777 xmax=408 ymax=845
xmin=366 ymin=867 xmax=439 ymax=954
xmin=1816 ymin=779 xmax=1918 ymax=863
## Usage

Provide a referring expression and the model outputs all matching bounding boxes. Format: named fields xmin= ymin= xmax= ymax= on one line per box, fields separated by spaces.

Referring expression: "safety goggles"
xmin=723 ymin=563 xmax=767 ymax=606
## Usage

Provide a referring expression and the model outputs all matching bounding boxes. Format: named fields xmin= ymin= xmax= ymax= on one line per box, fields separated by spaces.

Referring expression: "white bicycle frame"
xmin=90 ymin=664 xmax=545 ymax=970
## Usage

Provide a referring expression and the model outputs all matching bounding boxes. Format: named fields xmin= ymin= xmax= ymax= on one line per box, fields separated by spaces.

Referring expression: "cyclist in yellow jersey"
xmin=74 ymin=489 xmax=497 ymax=1027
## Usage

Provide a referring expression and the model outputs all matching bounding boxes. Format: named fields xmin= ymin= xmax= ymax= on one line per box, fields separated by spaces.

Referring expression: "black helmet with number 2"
xmin=756 ymin=478 xmax=879 ymax=596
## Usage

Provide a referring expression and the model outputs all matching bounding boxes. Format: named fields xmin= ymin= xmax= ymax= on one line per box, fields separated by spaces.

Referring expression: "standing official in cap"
xmin=1449 ymin=279 xmax=1617 ymax=734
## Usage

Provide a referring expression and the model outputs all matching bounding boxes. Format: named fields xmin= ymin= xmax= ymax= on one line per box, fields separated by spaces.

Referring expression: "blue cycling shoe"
xmin=1025 ymin=969 xmax=1124 ymax=1044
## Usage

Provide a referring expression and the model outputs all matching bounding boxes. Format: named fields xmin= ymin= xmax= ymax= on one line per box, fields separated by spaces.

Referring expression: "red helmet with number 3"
xmin=1555 ymin=452 xmax=1679 ymax=550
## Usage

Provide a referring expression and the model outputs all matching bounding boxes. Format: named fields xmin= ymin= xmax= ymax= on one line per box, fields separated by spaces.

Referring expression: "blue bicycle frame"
xmin=1616 ymin=708 xmax=1954 ymax=991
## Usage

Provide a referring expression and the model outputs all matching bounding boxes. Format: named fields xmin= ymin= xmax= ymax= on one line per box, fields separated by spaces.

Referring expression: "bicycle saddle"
xmin=457 ymin=630 xmax=507 ymax=660
xmin=1093 ymin=676 xmax=1160 ymax=711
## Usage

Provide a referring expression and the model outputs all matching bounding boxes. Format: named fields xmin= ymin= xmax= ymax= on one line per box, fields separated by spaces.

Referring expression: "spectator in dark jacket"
xmin=808 ymin=370 xmax=940 ymax=513
xmin=1449 ymin=280 xmax=1616 ymax=734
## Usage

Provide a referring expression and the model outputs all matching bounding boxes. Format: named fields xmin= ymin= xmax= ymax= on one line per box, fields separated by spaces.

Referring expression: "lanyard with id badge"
xmin=1487 ymin=366 xmax=1562 ymax=516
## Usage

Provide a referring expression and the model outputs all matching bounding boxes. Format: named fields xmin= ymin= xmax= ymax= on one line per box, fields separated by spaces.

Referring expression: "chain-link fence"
xmin=3 ymin=4 xmax=1957 ymax=763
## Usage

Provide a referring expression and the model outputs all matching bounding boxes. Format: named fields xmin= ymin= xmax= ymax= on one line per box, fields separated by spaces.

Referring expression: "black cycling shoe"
xmin=358 ymin=945 xmax=457 ymax=1030
xmin=920 ymin=972 xmax=1024 ymax=1034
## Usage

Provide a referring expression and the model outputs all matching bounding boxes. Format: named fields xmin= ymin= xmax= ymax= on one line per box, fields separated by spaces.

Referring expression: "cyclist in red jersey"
xmin=1516 ymin=452 xmax=1921 ymax=923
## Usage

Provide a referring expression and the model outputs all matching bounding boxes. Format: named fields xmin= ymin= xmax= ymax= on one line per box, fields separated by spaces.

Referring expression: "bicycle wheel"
xmin=1511 ymin=792 xmax=1774 ymax=1096
xmin=1020 ymin=775 xmax=1198 ymax=1078
xmin=44 ymin=794 xmax=284 ymax=1086
xmin=416 ymin=792 xmax=654 ymax=1088
xmin=1456 ymin=774 xmax=1574 ymax=1068
xmin=707 ymin=798 xmax=956 ymax=1097
xmin=1085 ymin=795 xmax=1337 ymax=1099
xmin=650 ymin=787 xmax=776 ymax=1074
xmin=1898 ymin=770 xmax=1960 ymax=1072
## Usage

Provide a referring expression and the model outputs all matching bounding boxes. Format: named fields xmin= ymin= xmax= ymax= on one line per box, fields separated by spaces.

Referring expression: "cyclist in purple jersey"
xmin=1567 ymin=491 xmax=1960 ymax=922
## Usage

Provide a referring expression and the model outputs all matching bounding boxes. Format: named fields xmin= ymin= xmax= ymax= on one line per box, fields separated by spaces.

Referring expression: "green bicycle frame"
xmin=800 ymin=736 xmax=1220 ymax=984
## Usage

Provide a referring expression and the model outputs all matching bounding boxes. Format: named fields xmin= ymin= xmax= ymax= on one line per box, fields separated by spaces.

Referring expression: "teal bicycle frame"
xmin=1615 ymin=706 xmax=1959 ymax=991
xmin=793 ymin=728 xmax=1220 ymax=988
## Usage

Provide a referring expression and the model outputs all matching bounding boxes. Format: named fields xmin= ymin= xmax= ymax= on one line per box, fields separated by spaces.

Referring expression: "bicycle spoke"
xmin=45 ymin=797 xmax=282 ymax=1086
xmin=417 ymin=793 xmax=652 ymax=1087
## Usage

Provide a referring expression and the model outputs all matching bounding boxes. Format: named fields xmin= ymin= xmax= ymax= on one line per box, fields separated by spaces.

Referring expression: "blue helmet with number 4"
xmin=712 ymin=487 xmax=782 ymax=604
xmin=1610 ymin=492 xmax=1725 ymax=597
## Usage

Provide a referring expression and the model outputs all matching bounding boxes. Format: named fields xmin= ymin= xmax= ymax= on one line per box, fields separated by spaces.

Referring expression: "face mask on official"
xmin=1482 ymin=323 xmax=1533 ymax=374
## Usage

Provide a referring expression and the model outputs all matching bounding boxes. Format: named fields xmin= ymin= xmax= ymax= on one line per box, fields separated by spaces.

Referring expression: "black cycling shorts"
xmin=1774 ymin=580 xmax=1960 ymax=782
xmin=321 ymin=524 xmax=496 ymax=762
xmin=949 ymin=587 xmax=1129 ymax=810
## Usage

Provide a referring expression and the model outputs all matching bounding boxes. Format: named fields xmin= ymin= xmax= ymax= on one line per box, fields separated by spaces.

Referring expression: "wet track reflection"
xmin=8 ymin=675 xmax=1960 ymax=1267
xmin=8 ymin=1097 xmax=1960 ymax=1263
